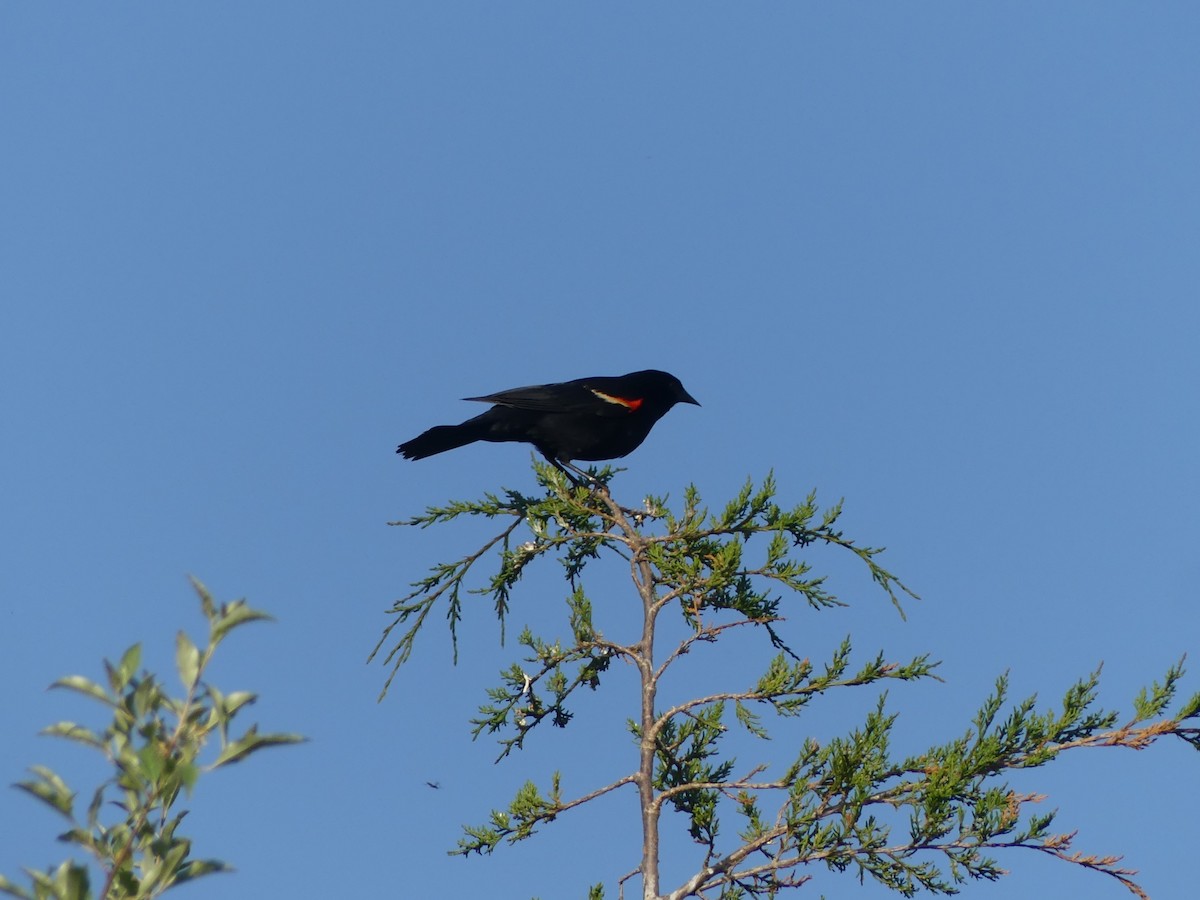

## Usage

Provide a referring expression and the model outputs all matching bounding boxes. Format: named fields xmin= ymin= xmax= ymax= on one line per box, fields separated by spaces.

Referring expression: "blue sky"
xmin=2 ymin=4 xmax=1197 ymax=898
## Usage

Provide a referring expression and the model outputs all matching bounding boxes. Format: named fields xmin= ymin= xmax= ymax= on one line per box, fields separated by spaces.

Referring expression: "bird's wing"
xmin=465 ymin=377 xmax=642 ymax=415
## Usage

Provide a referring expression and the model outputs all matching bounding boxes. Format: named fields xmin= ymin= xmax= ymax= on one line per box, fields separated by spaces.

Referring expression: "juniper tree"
xmin=373 ymin=464 xmax=1199 ymax=899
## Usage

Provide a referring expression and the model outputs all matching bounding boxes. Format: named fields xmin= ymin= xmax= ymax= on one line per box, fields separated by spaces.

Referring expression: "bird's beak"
xmin=681 ymin=390 xmax=700 ymax=407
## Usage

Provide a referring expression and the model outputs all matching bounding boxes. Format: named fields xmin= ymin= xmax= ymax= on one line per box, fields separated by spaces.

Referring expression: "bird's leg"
xmin=536 ymin=453 xmax=656 ymax=518
xmin=538 ymin=450 xmax=587 ymax=487
xmin=561 ymin=460 xmax=602 ymax=485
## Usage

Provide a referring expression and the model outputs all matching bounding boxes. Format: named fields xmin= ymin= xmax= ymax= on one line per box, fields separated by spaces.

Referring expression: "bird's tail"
xmin=397 ymin=422 xmax=483 ymax=460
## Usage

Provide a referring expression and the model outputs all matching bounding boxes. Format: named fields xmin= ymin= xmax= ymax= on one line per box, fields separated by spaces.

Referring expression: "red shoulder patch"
xmin=590 ymin=390 xmax=644 ymax=411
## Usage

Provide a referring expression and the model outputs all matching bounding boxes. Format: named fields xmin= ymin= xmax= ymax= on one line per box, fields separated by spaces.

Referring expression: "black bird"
xmin=397 ymin=369 xmax=699 ymax=477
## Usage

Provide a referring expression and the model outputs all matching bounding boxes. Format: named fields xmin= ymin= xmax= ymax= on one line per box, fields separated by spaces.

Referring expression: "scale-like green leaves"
xmin=377 ymin=464 xmax=1197 ymax=899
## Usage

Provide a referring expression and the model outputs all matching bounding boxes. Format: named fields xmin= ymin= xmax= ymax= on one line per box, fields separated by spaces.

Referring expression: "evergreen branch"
xmin=370 ymin=516 xmax=522 ymax=699
xmin=655 ymin=618 xmax=778 ymax=681
xmin=654 ymin=770 xmax=781 ymax=808
xmin=453 ymin=773 xmax=637 ymax=856
xmin=381 ymin=468 xmax=1194 ymax=899
xmin=653 ymin=644 xmax=937 ymax=740
xmin=473 ymin=634 xmax=626 ymax=762
xmin=659 ymin=666 xmax=1196 ymax=898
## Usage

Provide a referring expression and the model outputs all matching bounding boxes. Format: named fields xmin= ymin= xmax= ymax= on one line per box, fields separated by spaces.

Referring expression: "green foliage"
xmin=452 ymin=773 xmax=564 ymax=856
xmin=376 ymin=464 xmax=1200 ymax=899
xmin=370 ymin=467 xmax=624 ymax=696
xmin=0 ymin=579 xmax=305 ymax=900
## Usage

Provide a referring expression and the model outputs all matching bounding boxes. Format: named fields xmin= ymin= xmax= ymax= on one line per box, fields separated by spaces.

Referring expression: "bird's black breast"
xmin=529 ymin=411 xmax=658 ymax=461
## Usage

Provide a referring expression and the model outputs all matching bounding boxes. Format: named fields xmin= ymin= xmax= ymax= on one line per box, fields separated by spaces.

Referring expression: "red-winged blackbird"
xmin=397 ymin=369 xmax=699 ymax=477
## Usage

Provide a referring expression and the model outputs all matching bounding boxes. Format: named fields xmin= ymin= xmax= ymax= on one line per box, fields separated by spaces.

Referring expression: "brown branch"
xmin=655 ymin=618 xmax=780 ymax=681
xmin=371 ymin=516 xmax=522 ymax=661
xmin=653 ymin=771 xmax=780 ymax=809
xmin=553 ymin=773 xmax=639 ymax=817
